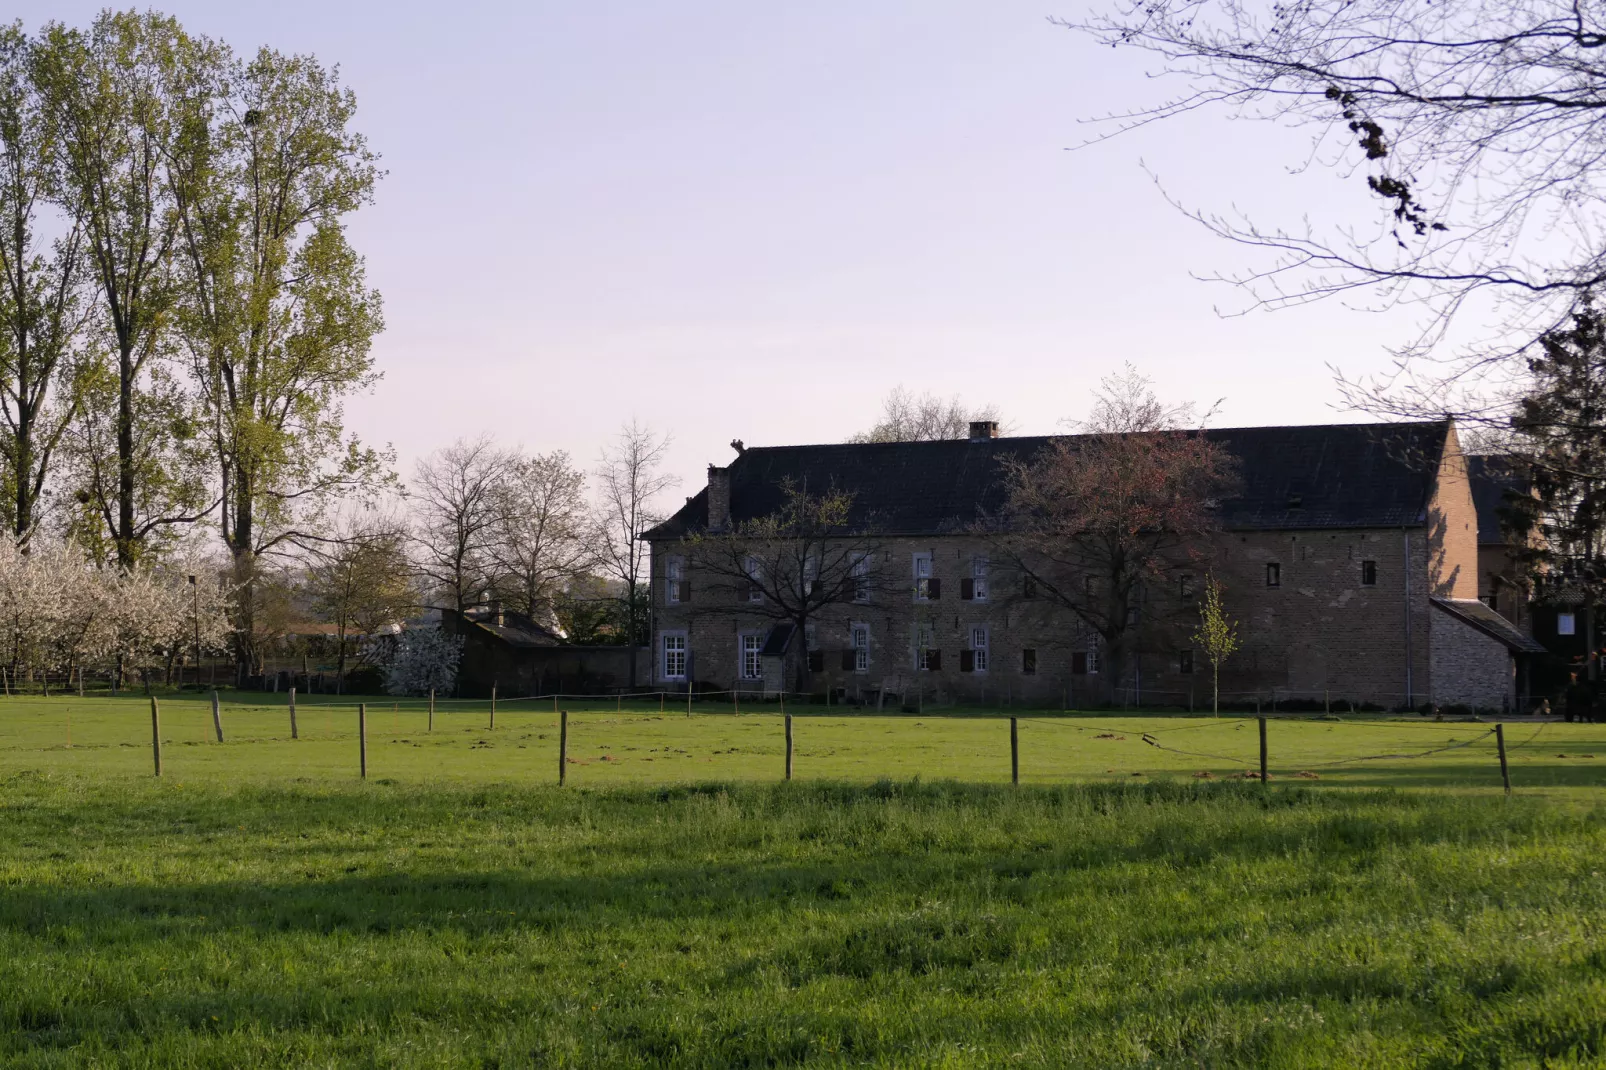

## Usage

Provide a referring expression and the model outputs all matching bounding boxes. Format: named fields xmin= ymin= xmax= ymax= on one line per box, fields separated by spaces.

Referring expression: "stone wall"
xmin=1429 ymin=607 xmax=1514 ymax=710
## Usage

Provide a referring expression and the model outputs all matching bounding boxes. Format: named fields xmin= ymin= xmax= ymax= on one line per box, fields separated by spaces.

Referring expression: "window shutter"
xmin=928 ymin=577 xmax=941 ymax=600
xmin=929 ymin=649 xmax=942 ymax=671
xmin=960 ymin=578 xmax=974 ymax=600
xmin=841 ymin=649 xmax=856 ymax=671
xmin=960 ymin=649 xmax=975 ymax=673
xmin=679 ymin=580 xmax=691 ymax=603
xmin=1072 ymin=652 xmax=1088 ymax=675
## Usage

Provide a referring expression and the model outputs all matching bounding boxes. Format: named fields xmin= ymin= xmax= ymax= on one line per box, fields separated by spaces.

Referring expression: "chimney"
xmin=969 ymin=420 xmax=999 ymax=441
xmin=707 ymin=464 xmax=731 ymax=532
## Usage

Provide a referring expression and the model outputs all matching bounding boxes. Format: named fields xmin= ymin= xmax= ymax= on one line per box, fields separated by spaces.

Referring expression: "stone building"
xmin=644 ymin=420 xmax=1542 ymax=711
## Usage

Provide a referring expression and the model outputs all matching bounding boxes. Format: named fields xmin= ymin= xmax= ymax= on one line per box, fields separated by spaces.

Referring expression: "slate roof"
xmin=458 ymin=607 xmax=564 ymax=649
xmin=645 ymin=421 xmax=1450 ymax=540
xmin=1466 ymin=455 xmax=1527 ymax=546
xmin=1431 ymin=597 xmax=1548 ymax=654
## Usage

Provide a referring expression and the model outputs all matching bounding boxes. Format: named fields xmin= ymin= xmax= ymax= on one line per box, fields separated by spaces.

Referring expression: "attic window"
xmin=1287 ymin=495 xmax=1304 ymax=510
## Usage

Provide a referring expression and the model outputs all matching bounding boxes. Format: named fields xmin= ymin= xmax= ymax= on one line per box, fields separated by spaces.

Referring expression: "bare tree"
xmin=593 ymin=421 xmax=677 ymax=674
xmin=1069 ymin=0 xmax=1606 ymax=391
xmin=411 ymin=435 xmax=514 ymax=614
xmin=996 ymin=370 xmax=1236 ymax=701
xmin=685 ymin=479 xmax=888 ymax=694
xmin=305 ymin=514 xmax=413 ymax=691
xmin=848 ymin=385 xmax=1006 ymax=442
xmin=488 ymin=449 xmax=590 ymax=624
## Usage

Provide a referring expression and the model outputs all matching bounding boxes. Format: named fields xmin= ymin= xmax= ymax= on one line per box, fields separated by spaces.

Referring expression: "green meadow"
xmin=3 ymin=693 xmax=1605 ymax=1067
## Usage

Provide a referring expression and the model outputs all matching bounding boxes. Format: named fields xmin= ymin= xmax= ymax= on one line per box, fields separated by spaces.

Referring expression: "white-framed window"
xmin=665 ymin=556 xmax=683 ymax=604
xmin=1558 ymin=611 xmax=1577 ymax=636
xmin=1087 ymin=646 xmax=1101 ymax=675
xmin=851 ymin=623 xmax=870 ymax=673
xmin=661 ymin=631 xmax=687 ymax=681
xmin=739 ymin=633 xmax=763 ymax=679
xmin=744 ymin=556 xmax=763 ymax=602
xmin=970 ymin=625 xmax=989 ymax=673
xmin=852 ymin=552 xmax=871 ymax=603
xmin=913 ymin=552 xmax=933 ymax=601
xmin=913 ymin=620 xmax=938 ymax=670
xmin=972 ymin=557 xmax=989 ymax=602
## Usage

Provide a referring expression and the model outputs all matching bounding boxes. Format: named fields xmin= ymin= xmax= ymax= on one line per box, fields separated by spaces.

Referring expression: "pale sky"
xmin=19 ymin=1 xmax=1424 ymax=502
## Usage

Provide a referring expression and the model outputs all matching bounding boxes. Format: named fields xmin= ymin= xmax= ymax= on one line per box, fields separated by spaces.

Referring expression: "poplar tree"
xmin=0 ymin=24 xmax=87 ymax=543
xmin=168 ymin=45 xmax=386 ymax=672
xmin=34 ymin=11 xmax=219 ymax=566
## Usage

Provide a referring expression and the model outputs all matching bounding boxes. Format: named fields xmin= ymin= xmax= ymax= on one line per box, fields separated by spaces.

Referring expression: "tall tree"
xmin=34 ymin=11 xmax=218 ymax=566
xmin=593 ymin=421 xmax=677 ymax=670
xmin=1505 ymin=303 xmax=1606 ymax=681
xmin=685 ymin=479 xmax=887 ymax=694
xmin=488 ymin=449 xmax=589 ymax=624
xmin=168 ymin=45 xmax=386 ymax=672
xmin=0 ymin=24 xmax=87 ymax=543
xmin=848 ymin=385 xmax=1005 ymax=443
xmin=998 ymin=369 xmax=1235 ymax=701
xmin=412 ymin=435 xmax=514 ymax=614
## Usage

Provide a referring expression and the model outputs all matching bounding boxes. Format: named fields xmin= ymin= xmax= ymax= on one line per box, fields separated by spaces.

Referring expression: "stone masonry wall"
xmin=651 ymin=526 xmax=1445 ymax=708
xmin=1429 ymin=608 xmax=1514 ymax=710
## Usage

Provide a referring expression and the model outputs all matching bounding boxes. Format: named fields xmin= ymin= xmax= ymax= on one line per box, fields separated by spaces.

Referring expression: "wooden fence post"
xmin=78 ymin=666 xmax=84 ymax=696
xmin=211 ymin=690 xmax=225 ymax=743
xmin=358 ymin=702 xmax=368 ymax=779
xmin=559 ymin=709 xmax=569 ymax=786
xmin=1010 ymin=717 xmax=1019 ymax=785
xmin=784 ymin=713 xmax=794 ymax=781
xmin=1258 ymin=716 xmax=1268 ymax=785
xmin=490 ymin=683 xmax=497 ymax=730
xmin=289 ymin=687 xmax=298 ymax=740
xmin=150 ymin=696 xmax=162 ymax=777
xmin=429 ymin=688 xmax=435 ymax=733
xmin=1496 ymin=723 xmax=1511 ymax=795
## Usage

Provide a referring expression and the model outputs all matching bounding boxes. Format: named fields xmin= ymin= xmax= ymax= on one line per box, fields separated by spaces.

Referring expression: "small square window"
xmin=1558 ymin=612 xmax=1577 ymax=636
xmin=1021 ymin=648 xmax=1037 ymax=675
xmin=1266 ymin=562 xmax=1281 ymax=588
xmin=1360 ymin=560 xmax=1377 ymax=586
xmin=1179 ymin=649 xmax=1194 ymax=675
xmin=1179 ymin=574 xmax=1194 ymax=599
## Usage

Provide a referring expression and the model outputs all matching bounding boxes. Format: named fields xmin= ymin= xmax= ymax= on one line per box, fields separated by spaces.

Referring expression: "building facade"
xmin=645 ymin=420 xmax=1541 ymax=711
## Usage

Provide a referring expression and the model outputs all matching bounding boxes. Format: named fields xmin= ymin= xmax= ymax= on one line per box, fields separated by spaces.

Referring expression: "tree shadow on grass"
xmin=2 ymin=779 xmax=1602 ymax=1064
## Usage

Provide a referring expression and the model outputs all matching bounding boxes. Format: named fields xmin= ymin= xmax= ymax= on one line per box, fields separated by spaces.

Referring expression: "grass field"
xmin=3 ymin=694 xmax=1606 ymax=1066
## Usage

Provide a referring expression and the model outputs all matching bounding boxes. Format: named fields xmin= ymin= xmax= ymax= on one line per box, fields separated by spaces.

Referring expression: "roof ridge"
xmin=730 ymin=419 xmax=1449 ymax=453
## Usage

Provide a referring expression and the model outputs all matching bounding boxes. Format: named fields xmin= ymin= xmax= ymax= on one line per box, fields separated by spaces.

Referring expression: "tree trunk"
xmin=229 ymin=472 xmax=260 ymax=678
xmin=116 ymin=341 xmax=136 ymax=569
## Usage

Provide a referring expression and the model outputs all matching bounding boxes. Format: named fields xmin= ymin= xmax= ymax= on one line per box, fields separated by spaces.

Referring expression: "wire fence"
xmin=0 ymin=686 xmax=1593 ymax=797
